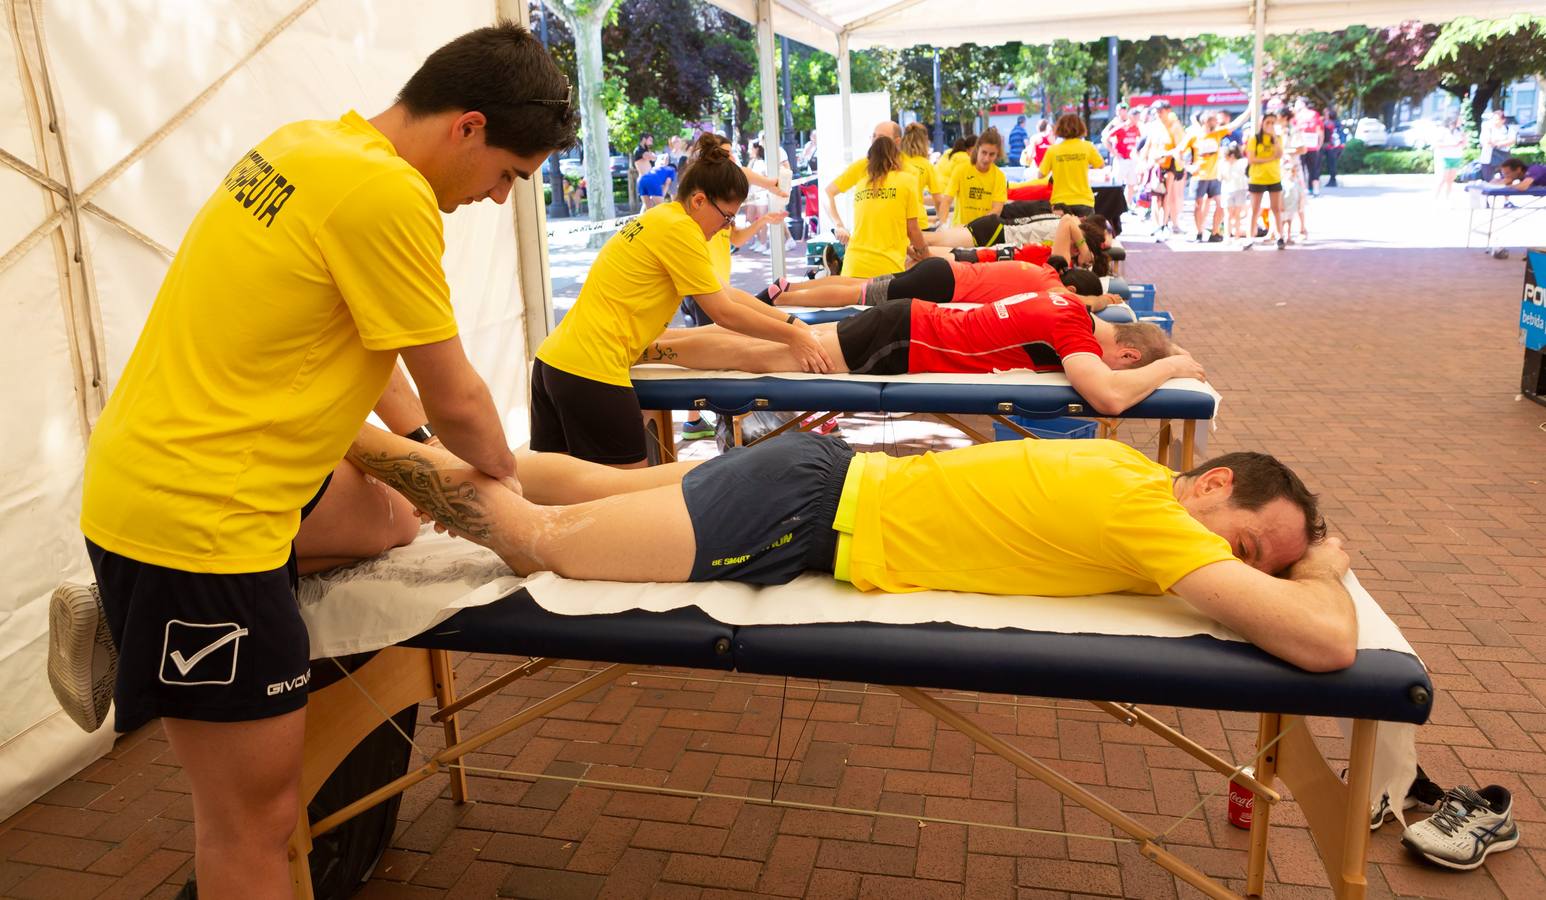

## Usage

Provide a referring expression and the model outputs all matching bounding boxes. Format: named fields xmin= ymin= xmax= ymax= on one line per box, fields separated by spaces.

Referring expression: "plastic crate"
xmin=1139 ymin=310 xmax=1173 ymax=336
xmin=993 ymin=416 xmax=1098 ymax=442
xmin=1127 ymin=283 xmax=1157 ymax=312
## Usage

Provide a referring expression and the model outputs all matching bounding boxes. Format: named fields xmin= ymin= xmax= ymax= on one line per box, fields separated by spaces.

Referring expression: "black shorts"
xmin=86 ymin=475 xmax=331 ymax=733
xmin=682 ymin=432 xmax=852 ymax=584
xmin=965 ymin=215 xmax=1004 ymax=247
xmin=836 ymin=298 xmax=913 ymax=375
xmin=1248 ymin=182 xmax=1282 ymax=194
xmin=1194 ymin=179 xmax=1221 ymax=198
xmin=882 ymin=256 xmax=955 ymax=303
xmin=529 ymin=358 xmax=648 ymax=465
xmin=1058 ymin=204 xmax=1095 ymax=218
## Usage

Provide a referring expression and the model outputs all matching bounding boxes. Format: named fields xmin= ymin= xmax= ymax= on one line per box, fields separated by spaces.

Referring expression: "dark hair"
xmin=1054 ymin=113 xmax=1087 ymax=140
xmin=1079 ymin=214 xmax=1111 ymax=276
xmin=1502 ymin=156 xmax=1528 ymax=173
xmin=865 ymin=135 xmax=902 ymax=186
xmin=1045 ymin=254 xmax=1069 ymax=272
xmin=950 ymin=134 xmax=977 ymax=155
xmin=1111 ymin=322 xmax=1172 ymax=366
xmin=1180 ymin=452 xmax=1327 ymax=544
xmin=675 ymin=133 xmax=749 ymax=204
xmin=1058 ymin=267 xmax=1102 ymax=296
xmin=396 ymin=21 xmax=578 ymax=156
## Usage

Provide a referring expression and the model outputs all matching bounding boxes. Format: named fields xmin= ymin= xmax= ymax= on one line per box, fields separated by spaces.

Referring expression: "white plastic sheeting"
xmin=0 ymin=0 xmax=531 ymax=820
xmin=707 ymin=0 xmax=1546 ymax=52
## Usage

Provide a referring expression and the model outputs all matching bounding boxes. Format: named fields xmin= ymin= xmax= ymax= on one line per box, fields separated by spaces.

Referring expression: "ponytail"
xmin=865 ymin=135 xmax=901 ymax=187
xmin=675 ymin=133 xmax=749 ymax=204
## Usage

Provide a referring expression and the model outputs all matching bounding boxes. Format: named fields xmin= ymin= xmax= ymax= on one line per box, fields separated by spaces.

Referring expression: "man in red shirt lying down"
xmin=758 ymin=257 xmax=1124 ymax=311
xmin=640 ymin=291 xmax=1202 ymax=416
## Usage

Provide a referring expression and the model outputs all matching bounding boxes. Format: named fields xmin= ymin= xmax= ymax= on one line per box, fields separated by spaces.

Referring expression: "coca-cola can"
xmin=1227 ymin=766 xmax=1256 ymax=829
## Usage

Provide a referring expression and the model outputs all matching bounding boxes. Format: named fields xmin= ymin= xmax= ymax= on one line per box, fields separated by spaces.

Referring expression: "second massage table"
xmin=631 ymin=365 xmax=1219 ymax=468
xmin=288 ymin=535 xmax=1432 ymax=900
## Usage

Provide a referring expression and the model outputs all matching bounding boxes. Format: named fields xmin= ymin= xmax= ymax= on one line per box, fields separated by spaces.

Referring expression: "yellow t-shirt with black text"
xmin=1038 ymin=138 xmax=1105 ymax=208
xmin=840 ymin=169 xmax=919 ymax=277
xmin=1190 ymin=129 xmax=1232 ymax=180
xmin=1249 ymin=133 xmax=1282 ymax=185
xmin=538 ymin=202 xmax=720 ymax=386
xmin=900 ymin=153 xmax=943 ymax=222
xmin=832 ymin=439 xmax=1236 ymax=596
xmin=81 ymin=110 xmax=458 ymax=573
xmin=946 ymin=163 xmax=1008 ymax=227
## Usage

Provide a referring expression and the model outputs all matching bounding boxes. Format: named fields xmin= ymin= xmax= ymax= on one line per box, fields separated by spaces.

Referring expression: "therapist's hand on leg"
xmin=785 ymin=321 xmax=834 ymax=373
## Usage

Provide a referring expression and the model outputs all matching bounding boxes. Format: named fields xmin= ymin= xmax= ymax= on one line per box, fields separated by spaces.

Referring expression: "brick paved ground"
xmin=5 ymin=244 xmax=1546 ymax=899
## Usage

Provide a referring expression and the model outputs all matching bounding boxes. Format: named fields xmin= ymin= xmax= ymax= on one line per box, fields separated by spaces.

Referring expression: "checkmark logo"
xmin=168 ymin=628 xmax=248 ymax=676
xmin=160 ymin=620 xmax=247 ymax=687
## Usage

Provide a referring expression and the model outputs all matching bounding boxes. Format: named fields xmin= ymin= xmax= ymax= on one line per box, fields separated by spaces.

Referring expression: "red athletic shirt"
xmin=1109 ymin=122 xmax=1140 ymax=159
xmin=948 ymin=260 xmax=1063 ymax=303
xmin=906 ymin=293 xmax=1102 ymax=374
xmin=1006 ymin=182 xmax=1054 ymax=202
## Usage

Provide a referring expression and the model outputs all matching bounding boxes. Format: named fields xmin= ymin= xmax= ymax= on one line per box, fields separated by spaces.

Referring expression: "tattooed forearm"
xmin=639 ymin=342 xmax=678 ymax=362
xmin=346 ymin=447 xmax=496 ymax=542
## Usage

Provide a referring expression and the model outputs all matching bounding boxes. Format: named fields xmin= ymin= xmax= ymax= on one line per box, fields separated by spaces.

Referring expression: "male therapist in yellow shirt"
xmin=67 ymin=23 xmax=577 ymax=899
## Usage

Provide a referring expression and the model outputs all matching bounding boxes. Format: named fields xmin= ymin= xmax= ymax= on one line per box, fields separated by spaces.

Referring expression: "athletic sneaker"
xmin=47 ymin=582 xmax=116 ymax=733
xmin=681 ymin=417 xmax=715 ymax=440
xmin=1208 ymin=232 xmax=1224 ymax=243
xmin=1276 ymin=238 xmax=1286 ymax=250
xmin=1402 ymin=785 xmax=1519 ymax=870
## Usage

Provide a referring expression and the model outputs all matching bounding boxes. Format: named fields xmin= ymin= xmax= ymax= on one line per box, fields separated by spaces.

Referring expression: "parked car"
xmin=558 ymin=157 xmax=583 ymax=178
xmin=1518 ymin=124 xmax=1541 ymax=147
xmin=1385 ymin=119 xmax=1449 ymax=150
xmin=1353 ymin=118 xmax=1388 ymax=148
xmin=609 ymin=154 xmax=630 ymax=176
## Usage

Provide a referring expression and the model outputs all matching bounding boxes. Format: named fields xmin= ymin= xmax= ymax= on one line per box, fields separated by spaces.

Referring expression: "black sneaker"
xmin=1256 ymin=226 xmax=1268 ymax=238
xmin=1208 ymin=232 xmax=1224 ymax=243
xmin=1276 ymin=238 xmax=1286 ymax=250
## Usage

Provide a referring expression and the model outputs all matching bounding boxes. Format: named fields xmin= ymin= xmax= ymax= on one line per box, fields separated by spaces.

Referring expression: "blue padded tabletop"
xmin=404 ymin=589 xmax=736 ymax=671
xmin=633 ymin=374 xmax=883 ymax=415
xmin=733 ymin=622 xmax=1433 ymax=724
xmin=1470 ymin=183 xmax=1546 ymax=197
xmin=879 ymin=380 xmax=1214 ymax=420
xmin=789 ymin=306 xmax=860 ymax=325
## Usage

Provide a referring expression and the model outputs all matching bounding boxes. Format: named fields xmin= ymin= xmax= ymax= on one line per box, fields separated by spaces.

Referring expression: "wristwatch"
xmin=402 ymin=424 xmax=435 ymax=443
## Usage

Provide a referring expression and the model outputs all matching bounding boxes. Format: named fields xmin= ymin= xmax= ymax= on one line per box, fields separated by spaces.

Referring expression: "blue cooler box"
xmin=993 ymin=416 xmax=1099 ymax=442
xmin=1127 ymin=283 xmax=1156 ymax=312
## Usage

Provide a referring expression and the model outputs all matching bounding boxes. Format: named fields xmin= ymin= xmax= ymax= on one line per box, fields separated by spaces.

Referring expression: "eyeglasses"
xmin=709 ymin=201 xmax=738 ymax=230
xmin=522 ymin=97 xmax=571 ymax=116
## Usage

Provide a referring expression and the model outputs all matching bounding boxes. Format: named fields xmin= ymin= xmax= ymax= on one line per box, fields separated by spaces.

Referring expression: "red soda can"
xmin=1227 ymin=766 xmax=1256 ymax=829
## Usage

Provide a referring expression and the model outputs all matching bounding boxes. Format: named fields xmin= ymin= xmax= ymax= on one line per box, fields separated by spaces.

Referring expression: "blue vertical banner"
xmin=1523 ymin=250 xmax=1546 ymax=352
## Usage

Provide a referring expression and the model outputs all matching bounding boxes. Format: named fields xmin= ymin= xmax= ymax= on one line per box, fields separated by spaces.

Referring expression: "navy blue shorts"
xmin=86 ymin=475 xmax=331 ymax=733
xmin=682 ymin=432 xmax=853 ymax=584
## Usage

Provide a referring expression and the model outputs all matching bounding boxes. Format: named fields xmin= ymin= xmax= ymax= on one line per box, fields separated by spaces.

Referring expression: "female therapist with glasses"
xmin=531 ymin=133 xmax=831 ymax=467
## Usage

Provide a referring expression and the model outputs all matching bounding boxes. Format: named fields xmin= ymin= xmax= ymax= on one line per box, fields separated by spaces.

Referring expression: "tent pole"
xmin=755 ymin=0 xmax=784 ymax=278
xmin=500 ymin=0 xmax=556 ymax=357
xmin=1250 ymin=0 xmax=1265 ymax=132
xmin=838 ymin=31 xmax=853 ymax=166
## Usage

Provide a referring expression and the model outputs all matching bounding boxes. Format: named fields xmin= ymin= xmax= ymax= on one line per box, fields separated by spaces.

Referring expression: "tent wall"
xmin=0 ymin=0 xmax=533 ymax=820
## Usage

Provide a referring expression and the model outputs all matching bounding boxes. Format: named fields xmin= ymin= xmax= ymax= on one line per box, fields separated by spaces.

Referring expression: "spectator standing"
xmin=1031 ymin=118 xmax=1055 ymax=167
xmin=799 ymin=130 xmax=818 ymax=171
xmin=1292 ymin=99 xmax=1324 ymax=195
xmin=632 ymin=133 xmax=655 ymax=178
xmin=1432 ymin=118 xmax=1468 ymax=202
xmin=1039 ymin=113 xmax=1105 ymax=216
xmin=1321 ymin=110 xmax=1345 ymax=188
xmin=1101 ymin=103 xmax=1142 ymax=204
xmin=1480 ymin=110 xmax=1516 ymax=182
xmin=1008 ymin=116 xmax=1029 ymax=168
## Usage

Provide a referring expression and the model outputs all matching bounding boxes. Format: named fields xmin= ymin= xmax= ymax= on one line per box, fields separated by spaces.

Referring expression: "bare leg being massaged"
xmin=347 ymin=425 xmax=1358 ymax=672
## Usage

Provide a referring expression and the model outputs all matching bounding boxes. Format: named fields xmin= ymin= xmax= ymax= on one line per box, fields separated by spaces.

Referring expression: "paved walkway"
xmin=4 ymin=242 xmax=1545 ymax=899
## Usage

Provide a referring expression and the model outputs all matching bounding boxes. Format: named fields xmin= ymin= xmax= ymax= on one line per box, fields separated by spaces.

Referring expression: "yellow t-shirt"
xmin=1191 ymin=128 xmax=1232 ymax=180
xmin=832 ymin=439 xmax=1236 ymax=596
xmin=1249 ymin=133 xmax=1282 ymax=185
xmin=829 ymin=157 xmax=869 ymax=195
xmin=537 ymin=202 xmax=720 ymax=386
xmin=946 ymin=163 xmax=1008 ymax=227
xmin=1038 ymin=138 xmax=1105 ymax=208
xmin=840 ymin=169 xmax=919 ymax=278
xmin=707 ymin=229 xmax=733 ymax=287
xmin=900 ymin=153 xmax=943 ymax=221
xmin=81 ymin=111 xmax=458 ymax=573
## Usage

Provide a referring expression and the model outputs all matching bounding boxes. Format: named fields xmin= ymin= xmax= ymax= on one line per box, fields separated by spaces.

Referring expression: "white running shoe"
xmin=47 ymin=582 xmax=116 ymax=732
xmin=1401 ymin=785 xmax=1519 ymax=870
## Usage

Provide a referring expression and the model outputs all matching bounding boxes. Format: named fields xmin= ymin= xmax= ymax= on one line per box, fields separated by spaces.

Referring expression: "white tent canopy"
xmin=709 ymin=0 xmax=1546 ymax=52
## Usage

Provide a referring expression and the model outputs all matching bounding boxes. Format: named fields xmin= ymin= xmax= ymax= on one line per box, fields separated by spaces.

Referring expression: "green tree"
xmin=1015 ymin=41 xmax=1098 ymax=120
xmin=1421 ymin=14 xmax=1546 ymax=131
xmin=543 ymin=0 xmax=623 ymax=222
xmin=1264 ymin=24 xmax=1438 ymax=119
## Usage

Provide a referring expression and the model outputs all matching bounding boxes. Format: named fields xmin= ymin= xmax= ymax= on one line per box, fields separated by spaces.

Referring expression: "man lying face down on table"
xmin=346 ymin=427 xmax=1357 ymax=673
xmin=638 ymin=290 xmax=1205 ymax=416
